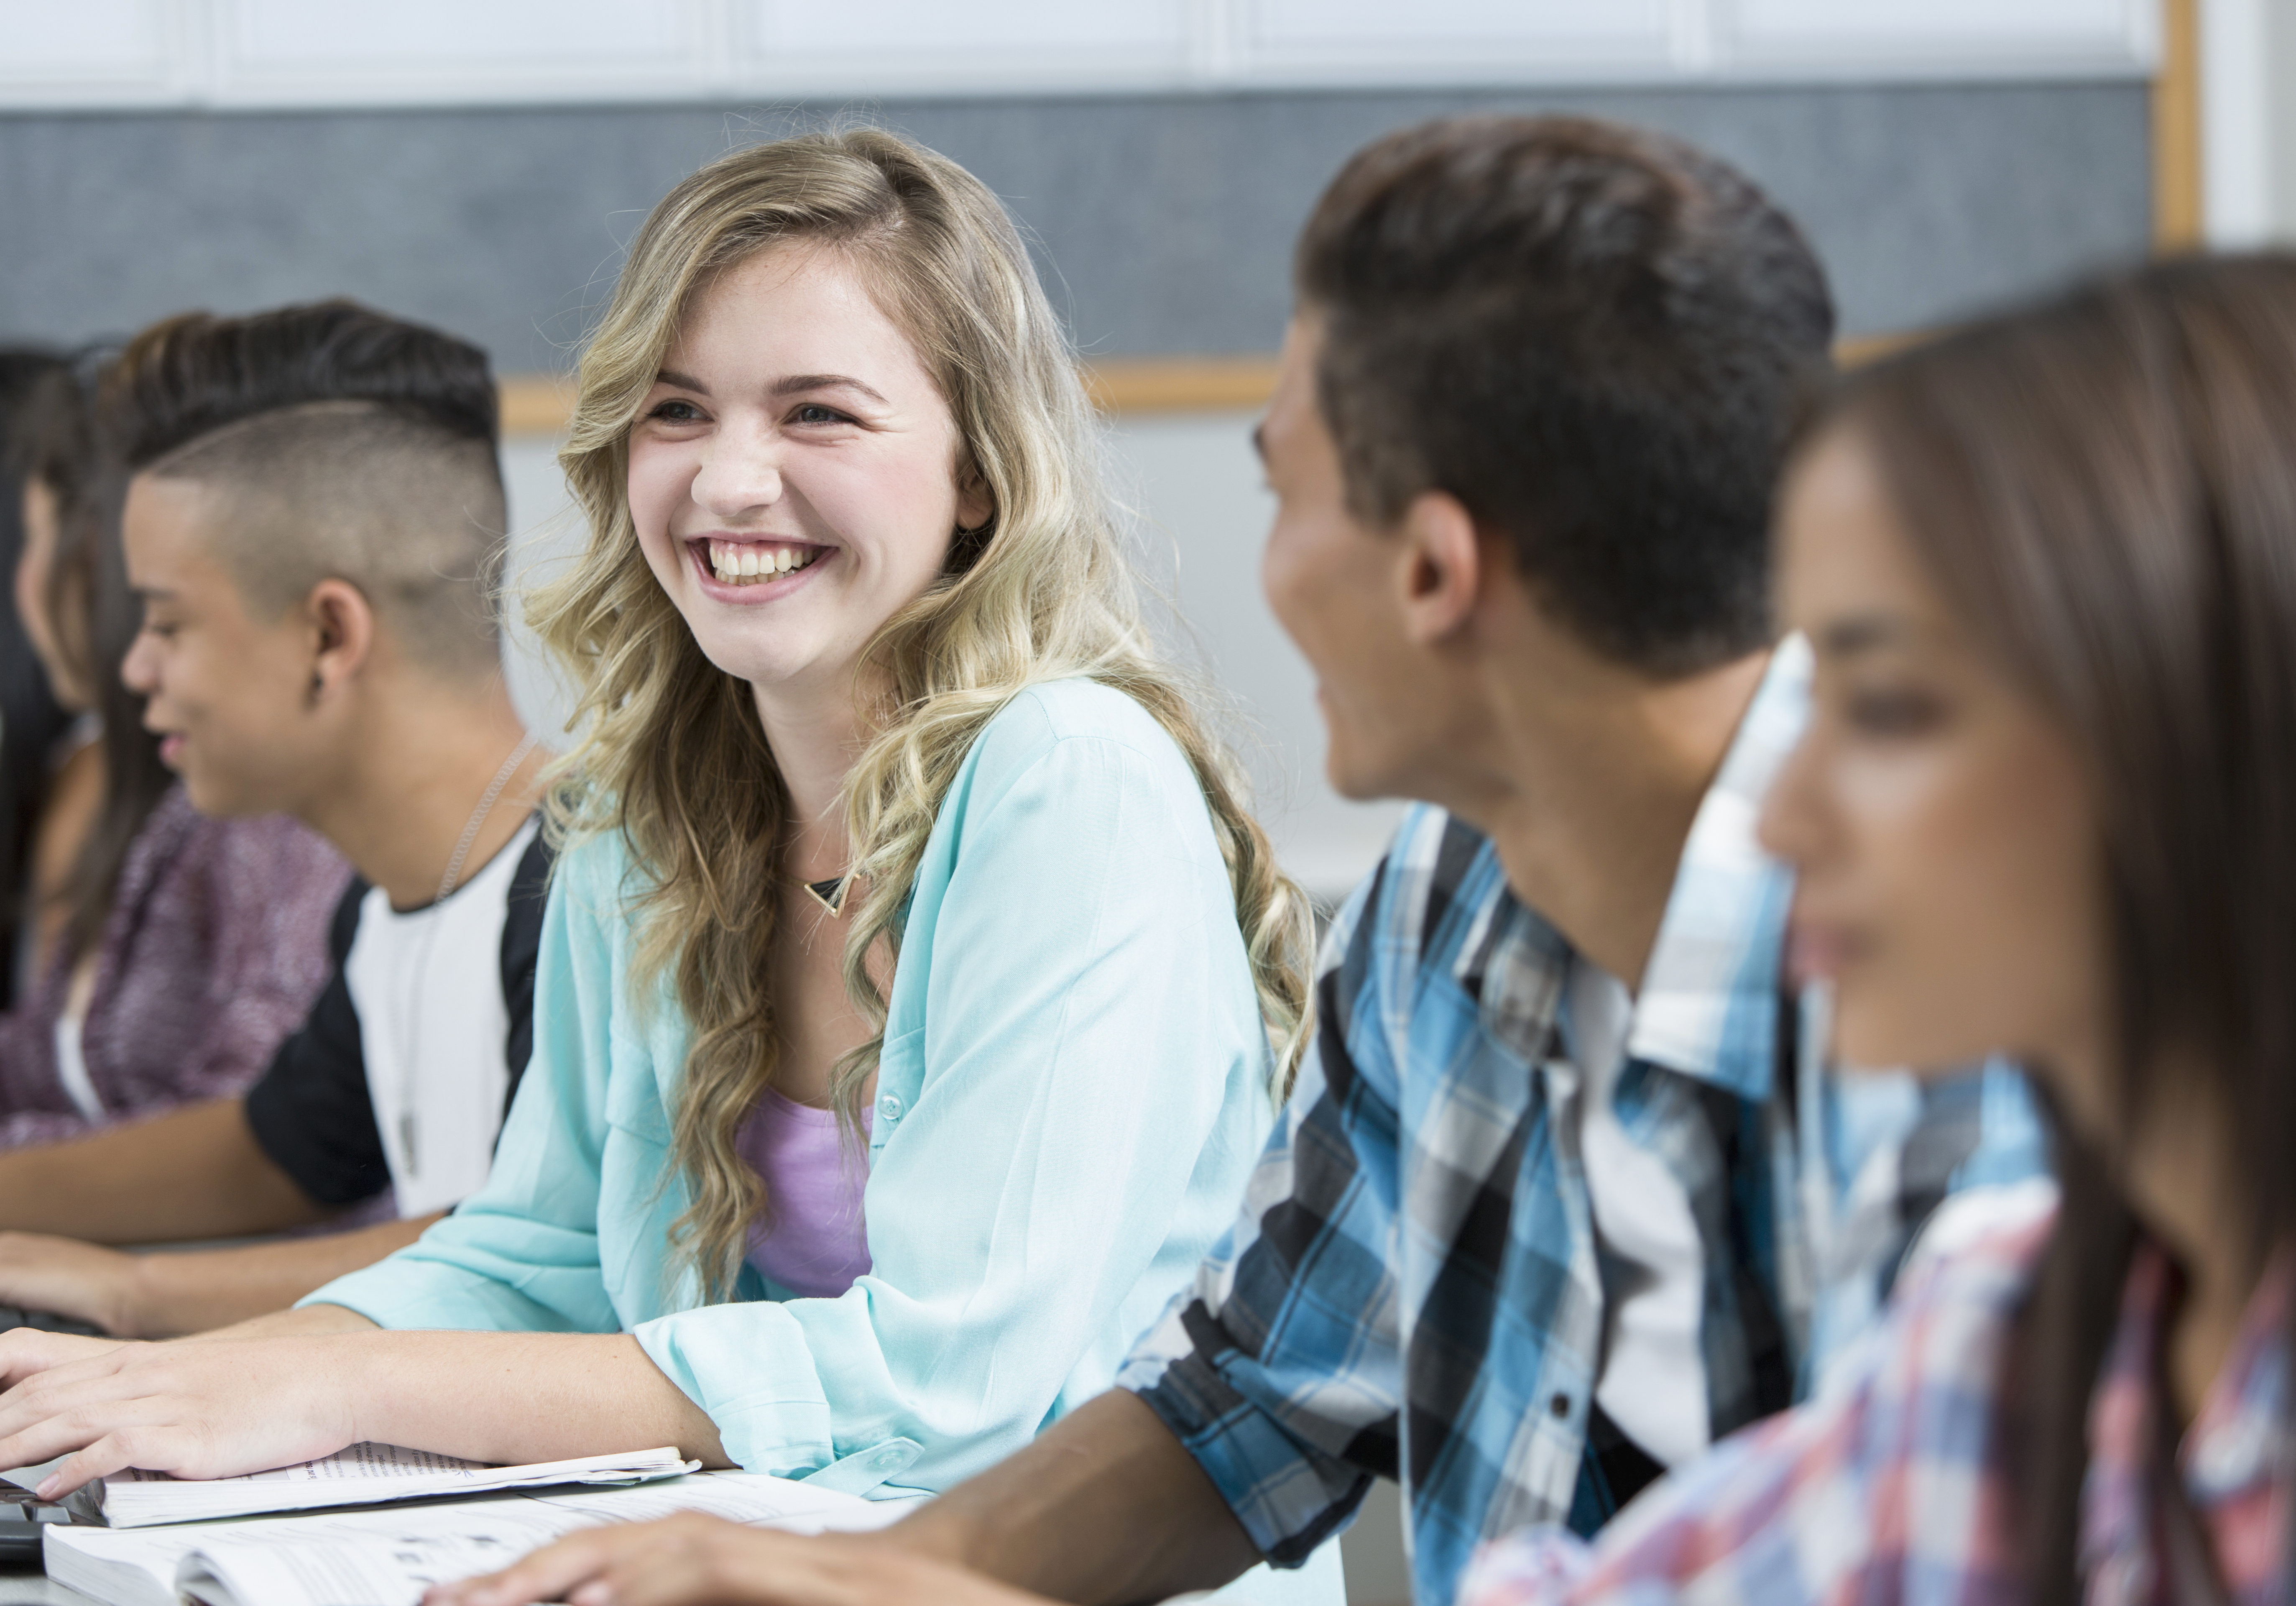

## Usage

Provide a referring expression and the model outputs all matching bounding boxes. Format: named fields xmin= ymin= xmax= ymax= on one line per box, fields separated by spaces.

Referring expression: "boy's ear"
xmin=1394 ymin=489 xmax=1484 ymax=648
xmin=304 ymin=578 xmax=378 ymax=704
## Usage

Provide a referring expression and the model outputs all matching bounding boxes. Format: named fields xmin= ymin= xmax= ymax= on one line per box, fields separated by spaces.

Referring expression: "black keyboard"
xmin=0 ymin=1307 xmax=100 ymax=1337
xmin=0 ymin=1498 xmax=73 ymax=1564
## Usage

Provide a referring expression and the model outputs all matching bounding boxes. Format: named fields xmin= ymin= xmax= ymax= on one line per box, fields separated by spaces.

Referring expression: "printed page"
xmin=98 ymin=1442 xmax=697 ymax=1527
xmin=181 ymin=1527 xmax=569 ymax=1606
xmin=108 ymin=1440 xmax=488 ymax=1488
xmin=47 ymin=1492 xmax=578 ymax=1606
xmin=534 ymin=1470 xmax=924 ymax=1533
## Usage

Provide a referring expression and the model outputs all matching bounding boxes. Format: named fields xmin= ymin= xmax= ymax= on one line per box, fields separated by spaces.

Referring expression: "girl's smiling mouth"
xmin=686 ymin=537 xmax=832 ymax=598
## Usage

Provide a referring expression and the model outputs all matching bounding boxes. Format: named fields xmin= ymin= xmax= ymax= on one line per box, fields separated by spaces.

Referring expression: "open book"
xmin=46 ymin=1469 xmax=916 ymax=1606
xmin=20 ymin=1442 xmax=697 ymax=1529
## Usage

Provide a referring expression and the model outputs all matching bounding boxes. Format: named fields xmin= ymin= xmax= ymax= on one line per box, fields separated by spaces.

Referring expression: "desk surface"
xmin=0 ymin=1565 xmax=89 ymax=1602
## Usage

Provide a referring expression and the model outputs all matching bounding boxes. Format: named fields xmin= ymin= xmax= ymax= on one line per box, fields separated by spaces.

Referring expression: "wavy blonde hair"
xmin=530 ymin=127 xmax=1315 ymax=1299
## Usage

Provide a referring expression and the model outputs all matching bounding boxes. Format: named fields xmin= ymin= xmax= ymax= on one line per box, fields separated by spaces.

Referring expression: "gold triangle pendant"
xmin=803 ymin=876 xmax=849 ymax=918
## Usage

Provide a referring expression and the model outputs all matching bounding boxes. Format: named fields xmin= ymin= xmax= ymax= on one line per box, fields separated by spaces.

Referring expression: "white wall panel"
xmin=1240 ymin=0 xmax=1673 ymax=84
xmin=210 ymin=0 xmax=716 ymax=106
xmin=741 ymin=0 xmax=1196 ymax=95
xmin=0 ymin=0 xmax=184 ymax=105
xmin=2202 ymin=0 xmax=2276 ymax=245
xmin=1721 ymin=0 xmax=2153 ymax=77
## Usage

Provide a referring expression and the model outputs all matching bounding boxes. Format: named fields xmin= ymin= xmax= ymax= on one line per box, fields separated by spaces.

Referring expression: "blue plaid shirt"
xmin=1117 ymin=641 xmax=2044 ymax=1606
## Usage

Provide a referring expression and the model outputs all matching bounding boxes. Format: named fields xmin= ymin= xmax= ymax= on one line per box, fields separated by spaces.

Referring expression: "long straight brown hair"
xmin=17 ymin=362 xmax=172 ymax=968
xmin=1811 ymin=255 xmax=2296 ymax=1602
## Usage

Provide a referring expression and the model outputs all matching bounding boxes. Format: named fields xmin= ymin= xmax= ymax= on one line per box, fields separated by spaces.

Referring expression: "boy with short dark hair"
xmin=0 ymin=302 xmax=552 ymax=1336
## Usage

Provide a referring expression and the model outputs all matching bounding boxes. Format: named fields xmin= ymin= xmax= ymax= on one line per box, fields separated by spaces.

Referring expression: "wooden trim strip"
xmin=498 ymin=336 xmax=1924 ymax=437
xmin=1080 ymin=355 xmax=1284 ymax=414
xmin=499 ymin=374 xmax=577 ymax=437
xmin=1834 ymin=330 xmax=1923 ymax=368
xmin=2153 ymin=0 xmax=2203 ymax=249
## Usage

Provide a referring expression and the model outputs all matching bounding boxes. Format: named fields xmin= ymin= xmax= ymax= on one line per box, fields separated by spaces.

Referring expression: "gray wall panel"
xmin=0 ymin=82 xmax=2148 ymax=372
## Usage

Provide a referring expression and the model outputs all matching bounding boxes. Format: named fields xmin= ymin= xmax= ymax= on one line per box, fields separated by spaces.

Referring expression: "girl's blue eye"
xmin=793 ymin=404 xmax=845 ymax=425
xmin=649 ymin=399 xmax=704 ymax=423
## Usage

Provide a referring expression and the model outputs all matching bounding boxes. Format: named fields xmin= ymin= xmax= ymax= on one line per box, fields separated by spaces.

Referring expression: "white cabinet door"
xmin=741 ymin=0 xmax=1194 ymax=95
xmin=213 ymin=0 xmax=712 ymax=105
xmin=0 ymin=0 xmax=181 ymax=105
xmin=1719 ymin=0 xmax=2155 ymax=78
xmin=1239 ymin=0 xmax=1673 ymax=84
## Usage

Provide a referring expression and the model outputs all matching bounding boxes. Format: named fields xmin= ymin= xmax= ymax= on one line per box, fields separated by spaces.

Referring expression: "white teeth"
xmin=705 ymin=543 xmax=817 ymax=586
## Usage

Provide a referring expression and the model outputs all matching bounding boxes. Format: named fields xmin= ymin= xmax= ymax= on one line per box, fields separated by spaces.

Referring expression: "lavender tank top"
xmin=736 ymin=1086 xmax=872 ymax=1298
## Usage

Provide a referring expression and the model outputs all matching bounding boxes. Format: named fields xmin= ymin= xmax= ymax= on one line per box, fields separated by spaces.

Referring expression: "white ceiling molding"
xmin=0 ymin=0 xmax=2158 ymax=112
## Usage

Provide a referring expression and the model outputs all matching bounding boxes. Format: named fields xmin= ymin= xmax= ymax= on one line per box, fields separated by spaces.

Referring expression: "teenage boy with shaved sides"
xmin=0 ymin=302 xmax=552 ymax=1338
xmin=437 ymin=115 xmax=2044 ymax=1606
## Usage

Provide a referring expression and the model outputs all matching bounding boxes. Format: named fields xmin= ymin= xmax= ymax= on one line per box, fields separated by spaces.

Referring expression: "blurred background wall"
xmin=0 ymin=0 xmax=2172 ymax=911
xmin=0 ymin=5 xmax=2208 ymax=1594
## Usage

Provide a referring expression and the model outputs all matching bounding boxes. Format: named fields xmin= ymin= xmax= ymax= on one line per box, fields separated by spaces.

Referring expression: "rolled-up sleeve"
xmin=1116 ymin=868 xmax=1402 ymax=1567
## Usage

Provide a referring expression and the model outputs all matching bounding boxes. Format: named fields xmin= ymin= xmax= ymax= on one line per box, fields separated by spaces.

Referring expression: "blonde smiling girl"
xmin=0 ymin=130 xmax=1337 ymax=1600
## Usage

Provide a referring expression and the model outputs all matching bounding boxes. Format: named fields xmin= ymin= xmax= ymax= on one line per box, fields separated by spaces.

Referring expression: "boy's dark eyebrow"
xmin=130 ymin=585 xmax=176 ymax=603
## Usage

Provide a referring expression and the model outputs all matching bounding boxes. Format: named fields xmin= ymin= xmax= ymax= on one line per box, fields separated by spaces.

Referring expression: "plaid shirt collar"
xmin=1453 ymin=633 xmax=1810 ymax=1100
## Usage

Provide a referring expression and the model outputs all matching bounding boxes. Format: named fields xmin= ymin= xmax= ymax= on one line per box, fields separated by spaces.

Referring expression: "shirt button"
xmin=1549 ymin=1393 xmax=1571 ymax=1419
xmin=875 ymin=1093 xmax=904 ymax=1124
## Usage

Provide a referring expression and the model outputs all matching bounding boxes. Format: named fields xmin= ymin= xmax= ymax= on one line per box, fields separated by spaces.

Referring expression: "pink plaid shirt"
xmin=1460 ymin=1182 xmax=2288 ymax=1606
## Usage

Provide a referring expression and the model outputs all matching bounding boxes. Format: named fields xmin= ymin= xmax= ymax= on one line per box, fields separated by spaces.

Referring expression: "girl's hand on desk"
xmin=0 ymin=1330 xmax=358 ymax=1496
xmin=0 ymin=1329 xmax=127 ymax=1379
xmin=427 ymin=1515 xmax=1054 ymax=1606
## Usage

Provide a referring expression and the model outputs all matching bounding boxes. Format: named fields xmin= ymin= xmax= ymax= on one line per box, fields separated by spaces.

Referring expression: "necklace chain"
xmin=437 ymin=732 xmax=541 ymax=905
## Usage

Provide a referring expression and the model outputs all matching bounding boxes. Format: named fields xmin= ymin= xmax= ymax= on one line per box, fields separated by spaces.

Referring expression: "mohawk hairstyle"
xmin=108 ymin=299 xmax=496 ymax=471
xmin=105 ymin=301 xmax=509 ymax=679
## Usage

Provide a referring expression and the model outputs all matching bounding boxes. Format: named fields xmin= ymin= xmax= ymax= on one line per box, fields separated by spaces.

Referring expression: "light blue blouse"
xmin=303 ymin=679 xmax=1282 ymax=1496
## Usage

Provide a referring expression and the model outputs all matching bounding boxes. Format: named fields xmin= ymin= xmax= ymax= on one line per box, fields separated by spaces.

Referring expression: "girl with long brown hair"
xmin=1448 ymin=254 xmax=2296 ymax=1604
